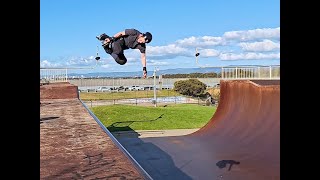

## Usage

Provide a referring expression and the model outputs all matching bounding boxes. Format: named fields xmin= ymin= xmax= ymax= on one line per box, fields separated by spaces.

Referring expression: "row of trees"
xmin=163 ymin=72 xmax=221 ymax=78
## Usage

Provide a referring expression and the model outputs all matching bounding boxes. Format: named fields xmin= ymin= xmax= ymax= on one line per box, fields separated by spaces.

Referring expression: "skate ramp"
xmin=118 ymin=80 xmax=280 ymax=180
xmin=40 ymin=82 xmax=150 ymax=179
xmin=40 ymin=82 xmax=79 ymax=99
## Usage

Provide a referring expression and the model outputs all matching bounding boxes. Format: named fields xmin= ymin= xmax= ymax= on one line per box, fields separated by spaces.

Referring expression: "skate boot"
xmin=96 ymin=33 xmax=112 ymax=48
xmin=96 ymin=33 xmax=109 ymax=41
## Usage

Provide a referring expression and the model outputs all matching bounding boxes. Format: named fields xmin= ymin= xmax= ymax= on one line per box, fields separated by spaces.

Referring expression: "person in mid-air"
xmin=96 ymin=29 xmax=152 ymax=78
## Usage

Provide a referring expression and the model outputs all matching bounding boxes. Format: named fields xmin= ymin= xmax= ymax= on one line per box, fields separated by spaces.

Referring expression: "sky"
xmin=40 ymin=0 xmax=280 ymax=74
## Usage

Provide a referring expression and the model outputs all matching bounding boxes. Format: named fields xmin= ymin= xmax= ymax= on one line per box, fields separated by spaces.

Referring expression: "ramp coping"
xmin=80 ymin=99 xmax=153 ymax=180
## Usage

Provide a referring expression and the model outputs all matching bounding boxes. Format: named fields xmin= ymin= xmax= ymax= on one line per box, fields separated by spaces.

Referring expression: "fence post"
xmin=235 ymin=67 xmax=238 ymax=79
xmin=66 ymin=68 xmax=68 ymax=82
xmin=269 ymin=66 xmax=272 ymax=79
xmin=221 ymin=67 xmax=223 ymax=79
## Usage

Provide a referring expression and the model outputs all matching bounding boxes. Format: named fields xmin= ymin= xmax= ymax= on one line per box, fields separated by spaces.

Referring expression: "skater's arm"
xmin=112 ymin=29 xmax=139 ymax=39
xmin=141 ymin=53 xmax=146 ymax=68
xmin=141 ymin=53 xmax=147 ymax=78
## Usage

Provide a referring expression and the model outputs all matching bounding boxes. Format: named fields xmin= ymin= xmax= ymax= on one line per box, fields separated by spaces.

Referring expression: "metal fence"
xmin=40 ymin=65 xmax=280 ymax=85
xmin=40 ymin=68 xmax=68 ymax=83
xmin=221 ymin=65 xmax=280 ymax=79
xmin=82 ymin=96 xmax=217 ymax=108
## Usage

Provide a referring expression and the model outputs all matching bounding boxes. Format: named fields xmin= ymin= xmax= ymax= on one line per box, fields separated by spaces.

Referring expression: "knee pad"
xmin=115 ymin=56 xmax=127 ymax=65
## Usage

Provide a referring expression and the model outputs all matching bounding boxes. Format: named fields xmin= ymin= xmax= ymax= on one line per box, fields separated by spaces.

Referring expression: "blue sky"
xmin=40 ymin=0 xmax=280 ymax=74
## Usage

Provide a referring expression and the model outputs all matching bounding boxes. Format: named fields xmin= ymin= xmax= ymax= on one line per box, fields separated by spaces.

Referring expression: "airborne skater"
xmin=96 ymin=29 xmax=153 ymax=78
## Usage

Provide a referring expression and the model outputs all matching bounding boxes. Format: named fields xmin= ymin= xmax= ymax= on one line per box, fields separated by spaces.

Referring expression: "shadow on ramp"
xmin=118 ymin=137 xmax=193 ymax=180
xmin=108 ymin=122 xmax=192 ymax=180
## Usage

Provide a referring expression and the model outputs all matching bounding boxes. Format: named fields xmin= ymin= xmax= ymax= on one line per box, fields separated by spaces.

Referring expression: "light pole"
xmin=195 ymin=47 xmax=200 ymax=65
xmin=153 ymin=67 xmax=159 ymax=107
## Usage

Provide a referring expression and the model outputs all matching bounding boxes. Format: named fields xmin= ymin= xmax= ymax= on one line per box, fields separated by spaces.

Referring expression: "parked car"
xmin=117 ymin=86 xmax=129 ymax=91
xmin=128 ymin=85 xmax=144 ymax=91
xmin=86 ymin=88 xmax=96 ymax=92
xmin=144 ymin=86 xmax=153 ymax=90
xmin=96 ymin=86 xmax=110 ymax=92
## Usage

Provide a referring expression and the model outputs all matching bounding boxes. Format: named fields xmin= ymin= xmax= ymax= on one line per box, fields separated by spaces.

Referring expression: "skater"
xmin=96 ymin=28 xmax=153 ymax=78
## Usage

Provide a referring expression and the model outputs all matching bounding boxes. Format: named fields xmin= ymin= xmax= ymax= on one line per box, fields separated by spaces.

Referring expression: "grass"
xmin=90 ymin=104 xmax=216 ymax=132
xmin=80 ymin=89 xmax=181 ymax=100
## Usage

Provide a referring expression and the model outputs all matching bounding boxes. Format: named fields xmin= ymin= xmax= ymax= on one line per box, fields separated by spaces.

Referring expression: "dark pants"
xmin=103 ymin=38 xmax=127 ymax=65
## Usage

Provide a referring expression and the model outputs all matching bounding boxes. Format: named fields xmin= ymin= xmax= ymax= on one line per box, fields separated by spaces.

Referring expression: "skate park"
xmin=40 ymin=1 xmax=280 ymax=178
xmin=40 ymin=66 xmax=280 ymax=180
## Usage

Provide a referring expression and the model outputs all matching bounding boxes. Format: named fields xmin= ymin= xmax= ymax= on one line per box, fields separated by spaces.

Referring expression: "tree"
xmin=174 ymin=79 xmax=207 ymax=97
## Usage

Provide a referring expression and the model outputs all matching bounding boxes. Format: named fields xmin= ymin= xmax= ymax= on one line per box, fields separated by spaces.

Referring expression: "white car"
xmin=129 ymin=85 xmax=144 ymax=91
xmin=96 ymin=86 xmax=110 ymax=92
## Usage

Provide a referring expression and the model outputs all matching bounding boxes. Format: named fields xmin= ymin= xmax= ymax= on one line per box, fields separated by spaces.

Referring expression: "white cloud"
xmin=239 ymin=39 xmax=280 ymax=52
xmin=148 ymin=60 xmax=170 ymax=66
xmin=101 ymin=64 xmax=111 ymax=68
xmin=219 ymin=52 xmax=280 ymax=60
xmin=148 ymin=44 xmax=188 ymax=55
xmin=146 ymin=44 xmax=191 ymax=60
xmin=40 ymin=56 xmax=100 ymax=68
xmin=40 ymin=60 xmax=62 ymax=67
xmin=64 ymin=56 xmax=96 ymax=66
xmin=124 ymin=49 xmax=142 ymax=58
xmin=223 ymin=27 xmax=280 ymax=41
xmin=175 ymin=36 xmax=224 ymax=47
xmin=198 ymin=49 xmax=220 ymax=57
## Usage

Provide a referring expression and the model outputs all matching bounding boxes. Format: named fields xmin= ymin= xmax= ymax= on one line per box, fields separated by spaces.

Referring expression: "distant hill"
xmin=68 ymin=67 xmax=221 ymax=78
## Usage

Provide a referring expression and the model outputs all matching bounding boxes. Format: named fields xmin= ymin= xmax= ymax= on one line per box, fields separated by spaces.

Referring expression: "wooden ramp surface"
xmin=40 ymin=83 xmax=146 ymax=179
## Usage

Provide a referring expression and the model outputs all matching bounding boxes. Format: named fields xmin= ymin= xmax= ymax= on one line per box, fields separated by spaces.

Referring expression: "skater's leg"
xmin=111 ymin=53 xmax=127 ymax=65
xmin=102 ymin=37 xmax=121 ymax=54
xmin=110 ymin=41 xmax=127 ymax=65
xmin=103 ymin=46 xmax=113 ymax=54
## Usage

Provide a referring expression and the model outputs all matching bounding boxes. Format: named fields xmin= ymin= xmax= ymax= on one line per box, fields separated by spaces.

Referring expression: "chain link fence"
xmin=82 ymin=95 xmax=216 ymax=108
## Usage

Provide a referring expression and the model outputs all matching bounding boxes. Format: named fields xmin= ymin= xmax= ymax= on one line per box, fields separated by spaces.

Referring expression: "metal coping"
xmin=80 ymin=99 xmax=153 ymax=180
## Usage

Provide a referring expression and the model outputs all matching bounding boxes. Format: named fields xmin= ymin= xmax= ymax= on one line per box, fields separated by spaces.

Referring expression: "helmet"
xmin=143 ymin=32 xmax=152 ymax=43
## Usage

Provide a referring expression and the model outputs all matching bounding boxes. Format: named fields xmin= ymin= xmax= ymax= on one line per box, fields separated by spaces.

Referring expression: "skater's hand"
xmin=142 ymin=67 xmax=147 ymax=79
xmin=143 ymin=70 xmax=147 ymax=79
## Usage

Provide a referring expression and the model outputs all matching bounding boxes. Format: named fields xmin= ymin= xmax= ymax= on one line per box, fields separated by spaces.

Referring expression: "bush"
xmin=174 ymin=79 xmax=207 ymax=97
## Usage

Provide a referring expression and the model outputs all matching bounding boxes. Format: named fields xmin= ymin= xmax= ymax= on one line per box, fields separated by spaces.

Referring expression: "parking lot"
xmin=78 ymin=85 xmax=171 ymax=93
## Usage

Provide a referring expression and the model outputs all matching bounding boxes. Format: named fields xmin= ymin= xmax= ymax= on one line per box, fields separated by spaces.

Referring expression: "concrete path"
xmin=112 ymin=129 xmax=200 ymax=138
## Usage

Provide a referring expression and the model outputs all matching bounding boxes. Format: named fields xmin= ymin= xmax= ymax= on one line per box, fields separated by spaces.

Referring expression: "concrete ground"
xmin=112 ymin=129 xmax=200 ymax=139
